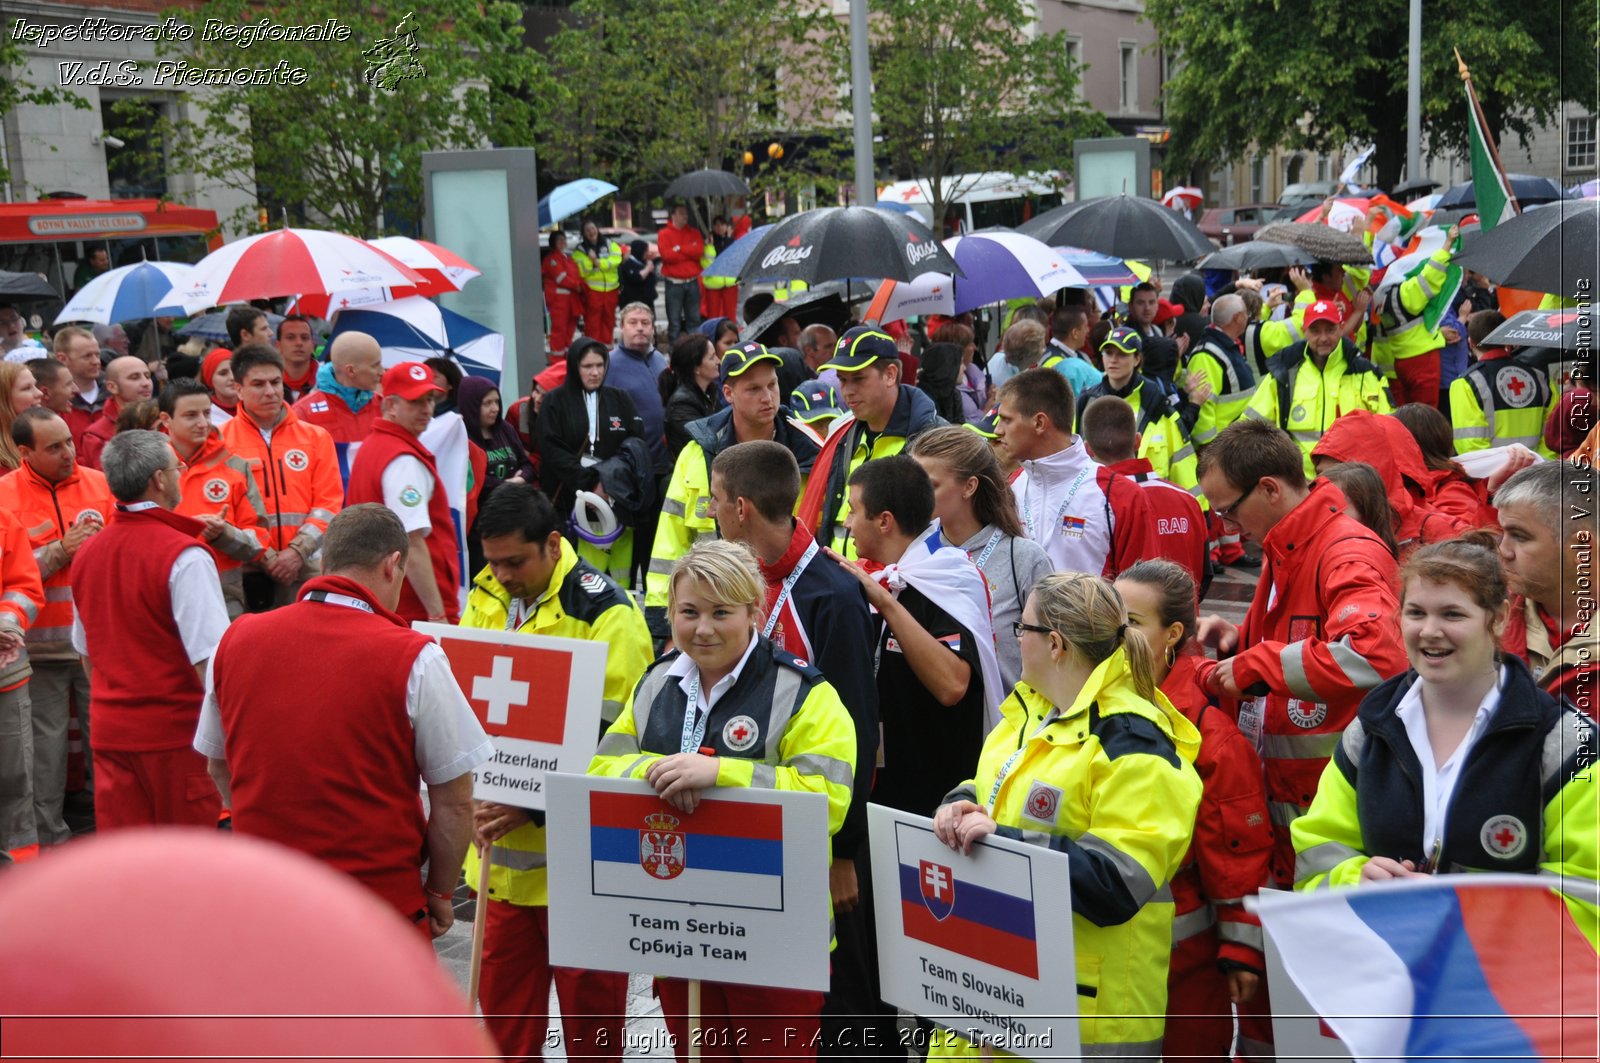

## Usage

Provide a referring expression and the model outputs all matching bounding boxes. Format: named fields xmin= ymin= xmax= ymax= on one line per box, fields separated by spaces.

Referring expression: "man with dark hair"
xmin=79 ymin=355 xmax=154 ymax=469
xmin=658 ymin=202 xmax=704 ymax=340
xmin=829 ymin=453 xmax=1001 ymax=1053
xmin=158 ymin=378 xmax=269 ymax=618
xmin=0 ymin=409 xmax=114 ymax=847
xmin=1127 ymin=282 xmax=1161 ymax=337
xmin=1080 ymin=395 xmax=1209 ymax=593
xmin=25 ymin=358 xmax=76 ymax=417
xmin=463 ymin=483 xmax=650 ymax=1061
xmin=799 ymin=327 xmax=944 ymax=557
xmin=71 ymin=247 xmax=110 ymax=293
xmin=1044 ymin=305 xmax=1100 ymax=392
xmin=997 ymin=367 xmax=1154 ymax=578
xmin=275 ymin=315 xmax=317 ymax=403
xmin=222 ymin=344 xmax=343 ymax=609
xmin=70 ymin=430 xmax=230 ymax=831
xmin=52 ymin=326 xmax=104 ymax=446
xmin=226 ymin=306 xmax=272 ymax=350
xmin=196 ymin=503 xmax=490 ymax=936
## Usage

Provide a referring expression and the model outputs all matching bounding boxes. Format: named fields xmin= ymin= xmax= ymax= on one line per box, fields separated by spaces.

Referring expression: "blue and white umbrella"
xmin=326 ymin=296 xmax=504 ymax=385
xmin=703 ymin=224 xmax=774 ymax=279
xmin=866 ymin=231 xmax=1089 ymax=323
xmin=538 ymin=179 xmax=618 ymax=228
xmin=176 ymin=310 xmax=286 ymax=342
xmin=55 ymin=261 xmax=206 ymax=325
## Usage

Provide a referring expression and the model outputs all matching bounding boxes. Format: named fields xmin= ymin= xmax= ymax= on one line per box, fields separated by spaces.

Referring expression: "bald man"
xmin=292 ymin=331 xmax=384 ymax=484
xmin=79 ymin=356 xmax=155 ymax=469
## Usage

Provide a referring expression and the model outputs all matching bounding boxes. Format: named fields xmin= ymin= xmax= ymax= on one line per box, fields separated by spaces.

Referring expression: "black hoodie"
xmin=536 ymin=335 xmax=645 ymax=513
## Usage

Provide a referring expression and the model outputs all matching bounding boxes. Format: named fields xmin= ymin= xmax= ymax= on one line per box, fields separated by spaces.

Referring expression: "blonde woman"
xmin=589 ymin=539 xmax=856 ymax=1061
xmin=0 ymin=361 xmax=44 ymax=471
xmin=932 ymin=573 xmax=1203 ymax=1057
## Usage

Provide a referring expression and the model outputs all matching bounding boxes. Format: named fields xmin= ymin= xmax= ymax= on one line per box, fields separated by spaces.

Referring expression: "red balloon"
xmin=0 ymin=828 xmax=498 ymax=1062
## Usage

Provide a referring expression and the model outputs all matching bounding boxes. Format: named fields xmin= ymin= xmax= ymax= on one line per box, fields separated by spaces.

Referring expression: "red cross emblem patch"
xmin=722 ymin=714 xmax=760 ymax=752
xmin=1480 ymin=814 xmax=1528 ymax=859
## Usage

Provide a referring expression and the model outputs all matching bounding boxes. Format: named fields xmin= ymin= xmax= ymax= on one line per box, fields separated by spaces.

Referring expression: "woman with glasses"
xmin=932 ymin=572 xmax=1203 ymax=1058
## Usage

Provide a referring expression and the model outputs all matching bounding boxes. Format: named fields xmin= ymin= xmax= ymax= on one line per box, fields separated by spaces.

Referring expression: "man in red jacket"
xmin=293 ymin=331 xmax=383 ymax=485
xmin=69 ymin=430 xmax=231 ymax=830
xmin=658 ymin=203 xmax=705 ymax=341
xmin=78 ymin=356 xmax=153 ymax=469
xmin=345 ymin=363 xmax=460 ymax=623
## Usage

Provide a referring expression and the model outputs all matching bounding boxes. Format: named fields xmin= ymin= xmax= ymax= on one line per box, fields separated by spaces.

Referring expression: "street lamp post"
xmin=851 ymin=0 xmax=876 ymax=207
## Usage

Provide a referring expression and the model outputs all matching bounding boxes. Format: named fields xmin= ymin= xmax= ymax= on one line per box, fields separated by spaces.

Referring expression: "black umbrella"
xmin=1389 ymin=178 xmax=1439 ymax=201
xmin=735 ymin=207 xmax=962 ymax=286
xmin=0 ymin=270 xmax=60 ymax=299
xmin=1453 ymin=199 xmax=1598 ymax=296
xmin=1434 ymin=173 xmax=1569 ymax=210
xmin=1483 ymin=307 xmax=1589 ymax=351
xmin=1200 ymin=242 xmax=1315 ymax=271
xmin=1016 ymin=196 xmax=1213 ymax=261
xmin=663 ymin=168 xmax=750 ymax=200
xmin=739 ymin=279 xmax=875 ymax=344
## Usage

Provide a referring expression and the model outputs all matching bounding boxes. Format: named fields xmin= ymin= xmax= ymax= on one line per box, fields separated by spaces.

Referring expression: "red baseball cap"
xmin=1153 ymin=299 xmax=1182 ymax=325
xmin=382 ymin=361 xmax=446 ymax=401
xmin=1303 ymin=299 xmax=1343 ymax=329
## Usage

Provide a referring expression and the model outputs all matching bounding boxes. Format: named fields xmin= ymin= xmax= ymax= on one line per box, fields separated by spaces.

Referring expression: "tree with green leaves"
xmin=536 ymin=0 xmax=846 ymax=208
xmin=1145 ymin=0 xmax=1597 ymax=190
xmin=0 ymin=30 xmax=93 ymax=192
xmin=109 ymin=0 xmax=539 ymax=235
xmin=869 ymin=0 xmax=1111 ymax=231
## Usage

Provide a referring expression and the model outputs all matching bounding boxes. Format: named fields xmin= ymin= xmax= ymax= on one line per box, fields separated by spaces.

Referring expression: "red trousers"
xmin=94 ymin=746 xmax=221 ymax=832
xmin=700 ymin=284 xmax=739 ymax=323
xmin=657 ymin=979 xmax=823 ymax=1062
xmin=1164 ymin=927 xmax=1235 ymax=1062
xmin=546 ymin=290 xmax=580 ymax=355
xmin=582 ymin=287 xmax=618 ymax=346
xmin=479 ymin=899 xmax=628 ymax=1061
xmin=1390 ymin=349 xmax=1441 ymax=408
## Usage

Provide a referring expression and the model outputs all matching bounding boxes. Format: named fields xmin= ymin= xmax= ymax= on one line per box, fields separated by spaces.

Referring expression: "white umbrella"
xmin=55 ymin=261 xmax=207 ymax=324
xmin=866 ymin=231 xmax=1089 ymax=324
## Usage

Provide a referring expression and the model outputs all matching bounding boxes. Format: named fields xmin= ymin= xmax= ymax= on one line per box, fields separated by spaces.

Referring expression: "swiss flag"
xmin=436 ymin=635 xmax=571 ymax=744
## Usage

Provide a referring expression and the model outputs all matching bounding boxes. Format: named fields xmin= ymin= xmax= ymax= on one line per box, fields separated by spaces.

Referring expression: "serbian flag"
xmin=589 ymin=790 xmax=786 ymax=912
xmin=1256 ymin=875 xmax=1598 ymax=1062
xmin=895 ymin=821 xmax=1039 ymax=979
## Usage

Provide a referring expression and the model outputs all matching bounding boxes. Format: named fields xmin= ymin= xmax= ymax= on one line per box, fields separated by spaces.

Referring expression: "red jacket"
xmin=1195 ymin=478 xmax=1407 ymax=887
xmin=1106 ymin=456 xmax=1208 ymax=594
xmin=542 ymin=251 xmax=581 ymax=297
xmin=1424 ymin=466 xmax=1494 ymax=529
xmin=345 ymin=420 xmax=461 ymax=623
xmin=77 ymin=398 xmax=122 ymax=470
xmin=1504 ymin=594 xmax=1597 ymax=712
xmin=292 ymin=389 xmax=377 ymax=487
xmin=1162 ymin=652 xmax=1272 ymax=971
xmin=1312 ymin=410 xmax=1468 ymax=555
xmin=657 ymin=222 xmax=705 ymax=281
xmin=172 ymin=429 xmax=270 ymax=573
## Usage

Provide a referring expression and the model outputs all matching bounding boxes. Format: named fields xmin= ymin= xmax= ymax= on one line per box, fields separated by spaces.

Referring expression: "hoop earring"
xmin=1165 ymin=645 xmax=1177 ymax=668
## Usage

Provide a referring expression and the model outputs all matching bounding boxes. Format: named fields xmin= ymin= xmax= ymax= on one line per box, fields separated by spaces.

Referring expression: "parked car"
xmin=1278 ymin=181 xmax=1342 ymax=211
xmin=1198 ymin=203 xmax=1279 ymax=246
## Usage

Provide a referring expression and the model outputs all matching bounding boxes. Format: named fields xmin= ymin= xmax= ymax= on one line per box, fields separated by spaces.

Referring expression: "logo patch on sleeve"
xmin=399 ymin=486 xmax=423 ymax=507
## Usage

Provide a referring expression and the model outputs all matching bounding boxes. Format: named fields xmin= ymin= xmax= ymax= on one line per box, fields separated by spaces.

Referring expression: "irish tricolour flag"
xmin=1461 ymin=53 xmax=1519 ymax=230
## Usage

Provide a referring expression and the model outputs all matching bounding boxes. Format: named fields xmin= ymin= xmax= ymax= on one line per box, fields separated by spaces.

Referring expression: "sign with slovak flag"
xmin=1255 ymin=875 xmax=1599 ymax=1063
xmin=867 ymin=805 xmax=1079 ymax=1058
xmin=544 ymin=773 xmax=831 ymax=991
xmin=413 ymin=623 xmax=608 ymax=810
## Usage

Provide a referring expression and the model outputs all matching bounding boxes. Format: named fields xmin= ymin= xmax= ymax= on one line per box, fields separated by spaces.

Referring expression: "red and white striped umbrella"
xmin=1160 ymin=186 xmax=1204 ymax=212
xmin=178 ymin=228 xmax=426 ymax=308
xmin=368 ymin=236 xmax=480 ymax=290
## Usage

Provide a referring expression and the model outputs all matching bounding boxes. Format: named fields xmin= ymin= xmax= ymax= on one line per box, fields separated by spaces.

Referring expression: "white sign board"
xmin=867 ymin=804 xmax=1078 ymax=1058
xmin=545 ymin=773 xmax=832 ymax=992
xmin=414 ymin=623 xmax=608 ymax=810
xmin=1259 ymin=889 xmax=1353 ymax=1063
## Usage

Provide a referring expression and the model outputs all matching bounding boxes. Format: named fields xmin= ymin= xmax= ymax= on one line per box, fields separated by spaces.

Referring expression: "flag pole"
xmin=466 ymin=841 xmax=491 ymax=1010
xmin=1454 ymin=49 xmax=1523 ymax=216
xmin=688 ymin=978 xmax=702 ymax=1063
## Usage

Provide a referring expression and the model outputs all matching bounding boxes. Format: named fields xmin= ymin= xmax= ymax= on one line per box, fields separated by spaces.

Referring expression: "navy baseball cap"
xmin=821 ymin=326 xmax=899 ymax=372
xmin=966 ymin=408 xmax=1001 ymax=439
xmin=790 ymin=379 xmax=846 ymax=423
xmin=718 ymin=341 xmax=784 ymax=390
xmin=1102 ymin=326 xmax=1143 ymax=356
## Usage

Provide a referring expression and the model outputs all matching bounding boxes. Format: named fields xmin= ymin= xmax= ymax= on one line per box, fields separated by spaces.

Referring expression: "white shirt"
xmin=1395 ymin=667 xmax=1505 ymax=859
xmin=380 ymin=454 xmax=435 ymax=534
xmin=667 ymin=631 xmax=761 ymax=721
xmin=194 ymin=639 xmax=494 ymax=786
xmin=209 ymin=404 xmax=233 ymax=428
xmin=71 ymin=541 xmax=230 ymax=665
xmin=77 ymin=379 xmax=100 ymax=406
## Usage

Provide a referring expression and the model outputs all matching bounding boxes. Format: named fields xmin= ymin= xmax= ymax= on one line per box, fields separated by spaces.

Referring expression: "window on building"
xmin=1316 ymin=155 xmax=1330 ymax=181
xmin=1250 ymin=156 xmax=1266 ymax=202
xmin=1119 ymin=43 xmax=1137 ymax=113
xmin=1064 ymin=37 xmax=1084 ymax=100
xmin=1568 ymin=116 xmax=1597 ymax=170
xmin=101 ymin=97 xmax=167 ymax=200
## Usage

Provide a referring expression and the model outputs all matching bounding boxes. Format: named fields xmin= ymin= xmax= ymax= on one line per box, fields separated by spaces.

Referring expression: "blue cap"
xmin=966 ymin=408 xmax=1001 ymax=439
xmin=821 ymin=325 xmax=899 ymax=372
xmin=789 ymin=379 xmax=846 ymax=423
xmin=1102 ymin=326 xmax=1143 ymax=356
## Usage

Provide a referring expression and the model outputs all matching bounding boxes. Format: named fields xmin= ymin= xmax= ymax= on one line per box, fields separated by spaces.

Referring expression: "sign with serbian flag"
xmin=545 ymin=773 xmax=831 ymax=991
xmin=413 ymin=623 xmax=608 ymax=809
xmin=1255 ymin=875 xmax=1599 ymax=1063
xmin=868 ymin=805 xmax=1079 ymax=1057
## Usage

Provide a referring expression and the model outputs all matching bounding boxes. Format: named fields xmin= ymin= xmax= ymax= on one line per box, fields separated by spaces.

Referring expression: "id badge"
xmin=1237 ymin=696 xmax=1266 ymax=751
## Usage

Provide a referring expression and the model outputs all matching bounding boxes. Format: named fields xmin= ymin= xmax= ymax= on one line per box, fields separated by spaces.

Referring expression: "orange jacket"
xmin=173 ymin=429 xmax=271 ymax=572
xmin=0 ymin=507 xmax=46 ymax=690
xmin=221 ymin=406 xmax=343 ymax=557
xmin=0 ymin=461 xmax=116 ymax=658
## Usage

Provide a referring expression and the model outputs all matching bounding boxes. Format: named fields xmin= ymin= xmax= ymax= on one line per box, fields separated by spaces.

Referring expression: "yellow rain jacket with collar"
xmin=933 ymin=649 xmax=1203 ymax=1058
xmin=460 ymin=538 xmax=654 ymax=907
xmin=1244 ymin=338 xmax=1393 ymax=476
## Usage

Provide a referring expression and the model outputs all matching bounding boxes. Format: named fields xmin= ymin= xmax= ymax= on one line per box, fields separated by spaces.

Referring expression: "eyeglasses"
xmin=1212 ymin=478 xmax=1261 ymax=525
xmin=1013 ymin=620 xmax=1055 ymax=639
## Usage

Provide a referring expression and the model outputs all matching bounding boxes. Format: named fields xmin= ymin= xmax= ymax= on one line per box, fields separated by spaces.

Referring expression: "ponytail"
xmin=1031 ymin=573 xmax=1157 ymax=702
xmin=1120 ymin=624 xmax=1158 ymax=703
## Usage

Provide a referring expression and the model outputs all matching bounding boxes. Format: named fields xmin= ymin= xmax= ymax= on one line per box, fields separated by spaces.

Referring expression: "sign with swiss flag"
xmin=414 ymin=623 xmax=609 ymax=809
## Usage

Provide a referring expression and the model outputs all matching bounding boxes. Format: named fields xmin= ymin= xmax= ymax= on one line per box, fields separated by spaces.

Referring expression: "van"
xmin=877 ymin=172 xmax=1067 ymax=236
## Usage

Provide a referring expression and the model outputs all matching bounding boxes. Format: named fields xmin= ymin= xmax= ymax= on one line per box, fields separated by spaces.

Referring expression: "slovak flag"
xmin=895 ymin=821 xmax=1038 ymax=979
xmin=589 ymin=790 xmax=786 ymax=912
xmin=1256 ymin=875 xmax=1598 ymax=1062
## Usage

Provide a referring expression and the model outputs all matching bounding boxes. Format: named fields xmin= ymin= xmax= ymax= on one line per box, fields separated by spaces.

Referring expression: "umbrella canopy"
xmin=740 ymin=280 xmax=872 ymax=344
xmin=866 ymin=232 xmax=1089 ymax=323
xmin=1389 ymin=178 xmax=1439 ymax=201
xmin=54 ymin=261 xmax=202 ymax=325
xmin=1293 ymin=198 xmax=1370 ymax=232
xmin=1201 ymin=242 xmax=1316 ymax=271
xmin=1161 ymin=186 xmax=1204 ymax=212
xmin=1452 ymin=199 xmax=1598 ymax=296
xmin=1052 ymin=246 xmax=1142 ymax=287
xmin=1482 ymin=307 xmax=1589 ymax=351
xmin=1017 ymin=196 xmax=1213 ymax=261
xmin=367 ymin=237 xmax=480 ymax=291
xmin=537 ymin=179 xmax=618 ymax=228
xmin=703 ymin=224 xmax=775 ymax=279
xmin=180 ymin=228 xmax=424 ymax=306
xmin=664 ymin=169 xmax=750 ymax=200
xmin=327 ymin=297 xmax=504 ymax=384
xmin=1435 ymin=173 xmax=1570 ymax=210
xmin=0 ymin=270 xmax=62 ymax=299
xmin=1254 ymin=221 xmax=1372 ymax=265
xmin=735 ymin=207 xmax=962 ymax=286
xmin=177 ymin=310 xmax=286 ymax=343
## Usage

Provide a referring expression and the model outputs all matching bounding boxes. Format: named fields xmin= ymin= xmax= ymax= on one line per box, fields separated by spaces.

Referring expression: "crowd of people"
xmin=0 ymin=206 xmax=1593 ymax=1063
